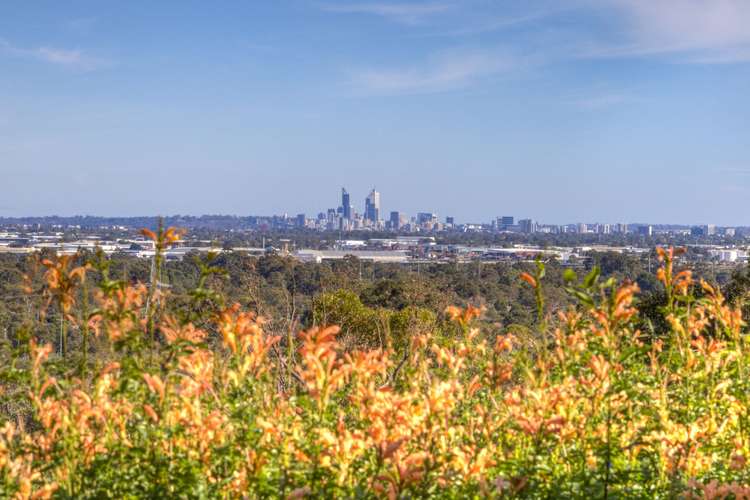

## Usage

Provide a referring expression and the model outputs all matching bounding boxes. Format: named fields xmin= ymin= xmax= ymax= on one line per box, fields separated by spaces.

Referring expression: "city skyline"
xmin=1 ymin=2 xmax=750 ymax=224
xmin=295 ymin=186 xmax=735 ymax=230
xmin=0 ymin=182 xmax=740 ymax=231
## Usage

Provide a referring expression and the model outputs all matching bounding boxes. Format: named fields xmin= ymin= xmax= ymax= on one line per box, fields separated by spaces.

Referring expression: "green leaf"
xmin=563 ymin=269 xmax=577 ymax=283
xmin=536 ymin=259 xmax=546 ymax=279
xmin=572 ymin=289 xmax=594 ymax=306
xmin=583 ymin=266 xmax=601 ymax=288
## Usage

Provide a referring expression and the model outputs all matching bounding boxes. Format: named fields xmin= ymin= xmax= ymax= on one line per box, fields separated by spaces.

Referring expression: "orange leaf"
xmin=139 ymin=228 xmax=157 ymax=241
xmin=519 ymin=272 xmax=537 ymax=288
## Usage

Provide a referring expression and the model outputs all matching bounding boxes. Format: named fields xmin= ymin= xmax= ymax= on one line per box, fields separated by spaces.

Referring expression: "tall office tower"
xmin=365 ymin=189 xmax=380 ymax=222
xmin=692 ymin=224 xmax=717 ymax=237
xmin=326 ymin=208 xmax=338 ymax=229
xmin=518 ymin=219 xmax=538 ymax=234
xmin=500 ymin=216 xmax=514 ymax=227
xmin=389 ymin=211 xmax=401 ymax=230
xmin=341 ymin=188 xmax=351 ymax=220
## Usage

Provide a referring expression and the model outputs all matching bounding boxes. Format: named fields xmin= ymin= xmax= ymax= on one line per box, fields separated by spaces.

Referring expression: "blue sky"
xmin=1 ymin=1 xmax=749 ymax=224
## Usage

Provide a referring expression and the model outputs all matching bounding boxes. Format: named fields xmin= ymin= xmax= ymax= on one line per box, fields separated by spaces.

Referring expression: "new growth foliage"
xmin=1 ymin=230 xmax=750 ymax=498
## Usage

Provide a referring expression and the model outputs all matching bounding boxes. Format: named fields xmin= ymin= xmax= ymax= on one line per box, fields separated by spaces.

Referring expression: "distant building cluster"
xmin=1 ymin=218 xmax=748 ymax=267
xmin=290 ymin=187 xmax=452 ymax=233
xmin=0 ymin=231 xmax=263 ymax=260
xmin=273 ymin=188 xmax=742 ymax=238
xmin=4 ymin=194 xmax=739 ymax=240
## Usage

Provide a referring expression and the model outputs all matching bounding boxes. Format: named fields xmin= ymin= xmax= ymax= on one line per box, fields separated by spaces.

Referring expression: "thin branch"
xmin=379 ymin=347 xmax=410 ymax=390
xmin=271 ymin=342 xmax=305 ymax=387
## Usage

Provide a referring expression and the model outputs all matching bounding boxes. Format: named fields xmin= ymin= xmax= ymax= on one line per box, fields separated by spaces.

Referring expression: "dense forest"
xmin=2 ymin=229 xmax=750 ymax=497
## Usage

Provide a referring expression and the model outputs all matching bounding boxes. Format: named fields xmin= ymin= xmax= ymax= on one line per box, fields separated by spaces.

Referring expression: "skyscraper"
xmin=365 ymin=189 xmax=380 ymax=222
xmin=691 ymin=225 xmax=716 ymax=237
xmin=341 ymin=188 xmax=351 ymax=220
xmin=518 ymin=219 xmax=538 ymax=234
xmin=389 ymin=211 xmax=401 ymax=230
xmin=417 ymin=212 xmax=437 ymax=225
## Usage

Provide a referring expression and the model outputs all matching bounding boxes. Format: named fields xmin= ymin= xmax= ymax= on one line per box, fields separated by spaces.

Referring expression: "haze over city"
xmin=2 ymin=1 xmax=749 ymax=224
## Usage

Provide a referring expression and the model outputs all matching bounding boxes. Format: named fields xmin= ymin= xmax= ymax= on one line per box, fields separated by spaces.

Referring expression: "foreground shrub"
xmin=1 ymin=242 xmax=750 ymax=498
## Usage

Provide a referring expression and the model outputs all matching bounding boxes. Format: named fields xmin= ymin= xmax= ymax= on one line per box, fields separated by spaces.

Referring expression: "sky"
xmin=1 ymin=1 xmax=749 ymax=225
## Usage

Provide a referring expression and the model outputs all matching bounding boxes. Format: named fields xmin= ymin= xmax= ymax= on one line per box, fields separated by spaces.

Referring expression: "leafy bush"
xmin=1 ymin=234 xmax=750 ymax=498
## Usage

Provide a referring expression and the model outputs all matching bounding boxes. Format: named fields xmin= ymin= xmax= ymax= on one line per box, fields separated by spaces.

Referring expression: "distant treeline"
xmin=0 ymin=215 xmax=286 ymax=230
xmin=1 ymin=249 xmax=748 ymax=349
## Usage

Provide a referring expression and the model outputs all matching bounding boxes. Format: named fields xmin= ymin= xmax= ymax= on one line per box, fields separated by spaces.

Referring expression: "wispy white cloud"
xmin=331 ymin=0 xmax=750 ymax=97
xmin=319 ymin=2 xmax=452 ymax=25
xmin=322 ymin=1 xmax=750 ymax=65
xmin=584 ymin=0 xmax=750 ymax=63
xmin=418 ymin=4 xmax=579 ymax=38
xmin=321 ymin=1 xmax=574 ymax=35
xmin=349 ymin=48 xmax=520 ymax=95
xmin=37 ymin=47 xmax=87 ymax=65
xmin=685 ymin=47 xmax=750 ymax=64
xmin=322 ymin=0 xmax=750 ymax=68
xmin=0 ymin=38 xmax=107 ymax=70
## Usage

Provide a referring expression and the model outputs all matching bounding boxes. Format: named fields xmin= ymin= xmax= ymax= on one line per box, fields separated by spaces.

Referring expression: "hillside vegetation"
xmin=1 ymin=228 xmax=750 ymax=498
